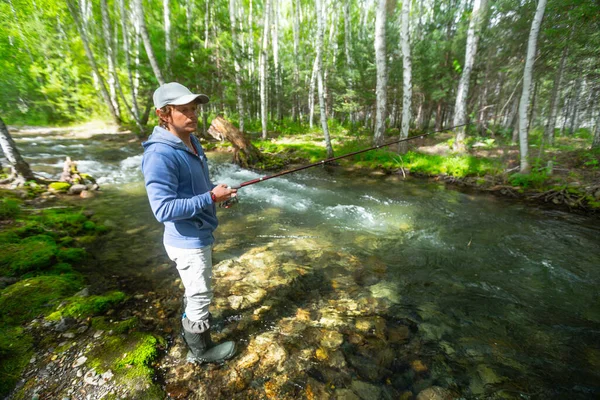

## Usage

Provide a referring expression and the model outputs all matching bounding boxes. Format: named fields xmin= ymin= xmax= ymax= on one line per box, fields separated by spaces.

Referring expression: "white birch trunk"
xmin=517 ymin=0 xmax=547 ymax=173
xmin=0 ymin=116 xmax=36 ymax=183
xmin=593 ymin=106 xmax=600 ymax=149
xmin=292 ymin=0 xmax=301 ymax=121
xmin=118 ymin=0 xmax=142 ymax=130
xmin=373 ymin=0 xmax=387 ymax=146
xmin=163 ymin=0 xmax=171 ymax=75
xmin=134 ymin=0 xmax=165 ymax=85
xmin=248 ymin=0 xmax=255 ymax=82
xmin=100 ymin=0 xmax=122 ymax=120
xmin=309 ymin=55 xmax=318 ymax=129
xmin=315 ymin=0 xmax=333 ymax=158
xmin=260 ymin=0 xmax=271 ymax=139
xmin=67 ymin=0 xmax=121 ymax=125
xmin=229 ymin=0 xmax=245 ymax=132
xmin=272 ymin=0 xmax=282 ymax=121
xmin=204 ymin=0 xmax=210 ymax=49
xmin=344 ymin=0 xmax=353 ymax=67
xmin=544 ymin=41 xmax=569 ymax=145
xmin=399 ymin=0 xmax=412 ymax=153
xmin=453 ymin=0 xmax=487 ymax=149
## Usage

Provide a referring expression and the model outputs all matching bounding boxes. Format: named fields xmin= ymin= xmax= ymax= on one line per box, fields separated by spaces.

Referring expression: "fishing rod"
xmin=220 ymin=122 xmax=469 ymax=207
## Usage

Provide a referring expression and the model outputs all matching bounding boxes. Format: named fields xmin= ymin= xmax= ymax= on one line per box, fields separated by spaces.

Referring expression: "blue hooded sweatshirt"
xmin=142 ymin=126 xmax=217 ymax=248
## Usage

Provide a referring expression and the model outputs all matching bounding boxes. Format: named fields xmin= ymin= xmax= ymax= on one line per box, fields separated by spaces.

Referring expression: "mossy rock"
xmin=46 ymin=290 xmax=126 ymax=321
xmin=48 ymin=182 xmax=71 ymax=192
xmin=0 ymin=198 xmax=21 ymax=220
xmin=86 ymin=331 xmax=166 ymax=398
xmin=0 ymin=274 xmax=83 ymax=325
xmin=0 ymin=326 xmax=33 ymax=397
xmin=56 ymin=247 xmax=87 ymax=264
xmin=0 ymin=235 xmax=58 ymax=276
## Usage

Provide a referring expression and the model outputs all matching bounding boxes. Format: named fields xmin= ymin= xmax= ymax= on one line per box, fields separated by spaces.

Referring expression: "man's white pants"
xmin=164 ymin=244 xmax=213 ymax=327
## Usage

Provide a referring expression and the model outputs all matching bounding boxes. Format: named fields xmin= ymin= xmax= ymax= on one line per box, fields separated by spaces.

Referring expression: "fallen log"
xmin=207 ymin=116 xmax=264 ymax=168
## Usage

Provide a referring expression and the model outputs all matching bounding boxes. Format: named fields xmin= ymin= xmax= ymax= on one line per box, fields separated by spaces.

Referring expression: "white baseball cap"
xmin=153 ymin=82 xmax=210 ymax=109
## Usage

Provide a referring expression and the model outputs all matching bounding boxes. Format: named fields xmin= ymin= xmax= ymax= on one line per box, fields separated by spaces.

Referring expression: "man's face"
xmin=164 ymin=102 xmax=199 ymax=134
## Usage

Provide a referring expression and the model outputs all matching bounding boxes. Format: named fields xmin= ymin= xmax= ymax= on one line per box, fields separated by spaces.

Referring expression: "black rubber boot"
xmin=182 ymin=326 xmax=236 ymax=364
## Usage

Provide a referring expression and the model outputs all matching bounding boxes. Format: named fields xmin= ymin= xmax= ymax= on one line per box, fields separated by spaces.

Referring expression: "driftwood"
xmin=207 ymin=116 xmax=264 ymax=168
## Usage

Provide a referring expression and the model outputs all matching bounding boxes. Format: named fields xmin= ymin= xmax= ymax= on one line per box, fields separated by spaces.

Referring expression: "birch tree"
xmin=453 ymin=0 xmax=488 ymax=151
xmin=163 ymin=0 xmax=172 ymax=75
xmin=315 ymin=0 xmax=334 ymax=158
xmin=544 ymin=38 xmax=570 ymax=145
xmin=229 ymin=0 xmax=245 ymax=132
xmin=373 ymin=0 xmax=387 ymax=146
xmin=517 ymin=0 xmax=547 ymax=173
xmin=399 ymin=0 xmax=412 ymax=154
xmin=260 ymin=0 xmax=271 ymax=139
xmin=272 ymin=0 xmax=282 ymax=121
xmin=118 ymin=0 xmax=143 ymax=131
xmin=135 ymin=0 xmax=165 ymax=85
xmin=0 ymin=116 xmax=36 ymax=184
xmin=66 ymin=0 xmax=121 ymax=125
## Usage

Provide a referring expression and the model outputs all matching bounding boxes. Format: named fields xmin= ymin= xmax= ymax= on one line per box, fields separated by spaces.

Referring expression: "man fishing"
xmin=141 ymin=82 xmax=237 ymax=364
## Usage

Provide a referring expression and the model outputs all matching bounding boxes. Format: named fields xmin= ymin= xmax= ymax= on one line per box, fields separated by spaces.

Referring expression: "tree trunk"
xmin=399 ymin=0 xmax=412 ymax=154
xmin=229 ymin=0 xmax=245 ymax=132
xmin=118 ymin=0 xmax=144 ymax=132
xmin=545 ymin=41 xmax=569 ymax=145
xmin=309 ymin=55 xmax=318 ymax=129
xmin=0 ymin=117 xmax=36 ymax=184
xmin=163 ymin=0 xmax=172 ymax=76
xmin=315 ymin=0 xmax=333 ymax=158
xmin=208 ymin=116 xmax=264 ymax=167
xmin=517 ymin=0 xmax=547 ymax=173
xmin=292 ymin=0 xmax=301 ymax=122
xmin=259 ymin=0 xmax=271 ymax=139
xmin=272 ymin=0 xmax=282 ymax=121
xmin=67 ymin=0 xmax=121 ymax=125
xmin=373 ymin=0 xmax=387 ymax=146
xmin=592 ymin=107 xmax=600 ymax=149
xmin=453 ymin=0 xmax=487 ymax=150
xmin=100 ymin=2 xmax=121 ymax=121
xmin=569 ymin=78 xmax=583 ymax=135
xmin=134 ymin=0 xmax=165 ymax=85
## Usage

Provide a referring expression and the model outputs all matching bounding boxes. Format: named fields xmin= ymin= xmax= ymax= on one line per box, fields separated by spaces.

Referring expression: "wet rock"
xmin=80 ymin=190 xmax=95 ymax=198
xmin=249 ymin=332 xmax=288 ymax=373
xmin=411 ymin=360 xmax=428 ymax=373
xmin=334 ymin=388 xmax=361 ymax=400
xmin=351 ymin=380 xmax=382 ymax=400
xmin=368 ymin=281 xmax=401 ymax=304
xmin=68 ymin=184 xmax=87 ymax=195
xmin=347 ymin=354 xmax=380 ymax=382
xmin=470 ymin=363 xmax=503 ymax=395
xmin=55 ymin=317 xmax=76 ymax=332
xmin=225 ymin=367 xmax=253 ymax=392
xmin=228 ymin=295 xmax=244 ymax=310
xmin=416 ymin=386 xmax=454 ymax=400
xmin=388 ymin=325 xmax=410 ymax=343
xmin=419 ymin=323 xmax=452 ymax=342
xmin=237 ymin=352 xmax=260 ymax=369
xmin=72 ymin=356 xmax=87 ymax=368
xmin=306 ymin=377 xmax=330 ymax=399
xmin=83 ymin=369 xmax=100 ymax=385
xmin=320 ymin=330 xmax=344 ymax=349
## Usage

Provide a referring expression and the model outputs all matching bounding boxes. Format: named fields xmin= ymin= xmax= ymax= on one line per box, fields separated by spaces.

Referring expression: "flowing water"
xmin=7 ymin=129 xmax=600 ymax=399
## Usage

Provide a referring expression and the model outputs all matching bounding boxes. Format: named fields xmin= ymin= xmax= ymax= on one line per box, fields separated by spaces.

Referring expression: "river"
xmin=7 ymin=128 xmax=600 ymax=399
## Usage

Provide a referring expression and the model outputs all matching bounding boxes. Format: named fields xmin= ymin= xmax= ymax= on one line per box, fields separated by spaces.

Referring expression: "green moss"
xmin=48 ymin=182 xmax=71 ymax=192
xmin=0 ymin=198 xmax=21 ymax=220
xmin=91 ymin=316 xmax=139 ymax=334
xmin=46 ymin=291 xmax=126 ymax=321
xmin=0 ymin=235 xmax=58 ymax=276
xmin=0 ymin=274 xmax=82 ymax=325
xmin=508 ymin=171 xmax=548 ymax=189
xmin=56 ymin=247 xmax=87 ymax=263
xmin=0 ymin=326 xmax=33 ymax=397
xmin=86 ymin=331 xmax=166 ymax=398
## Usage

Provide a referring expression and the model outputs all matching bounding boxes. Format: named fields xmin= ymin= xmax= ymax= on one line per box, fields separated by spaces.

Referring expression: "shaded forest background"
xmin=1 ymin=0 xmax=599 ymax=154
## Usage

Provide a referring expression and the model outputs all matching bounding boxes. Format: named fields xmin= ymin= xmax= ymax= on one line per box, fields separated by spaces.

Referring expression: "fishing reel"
xmin=219 ymin=195 xmax=239 ymax=209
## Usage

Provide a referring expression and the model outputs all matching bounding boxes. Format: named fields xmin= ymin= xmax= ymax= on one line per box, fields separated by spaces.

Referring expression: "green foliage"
xmin=0 ymin=274 xmax=83 ymax=325
xmin=46 ymin=291 xmax=126 ymax=321
xmin=508 ymin=171 xmax=549 ymax=189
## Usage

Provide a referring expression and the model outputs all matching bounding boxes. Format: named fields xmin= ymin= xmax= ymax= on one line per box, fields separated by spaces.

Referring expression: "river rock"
xmin=368 ymin=281 xmax=401 ymax=303
xmin=83 ymin=369 xmax=100 ymax=385
xmin=320 ymin=330 xmax=344 ymax=349
xmin=68 ymin=184 xmax=87 ymax=195
xmin=334 ymin=389 xmax=360 ymax=400
xmin=72 ymin=356 xmax=87 ymax=368
xmin=80 ymin=190 xmax=95 ymax=198
xmin=350 ymin=380 xmax=382 ymax=400
xmin=416 ymin=386 xmax=454 ymax=400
